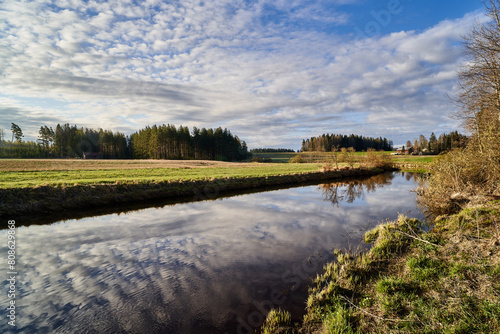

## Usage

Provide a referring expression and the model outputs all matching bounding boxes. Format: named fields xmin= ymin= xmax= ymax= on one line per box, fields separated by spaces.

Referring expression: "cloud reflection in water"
xmin=0 ymin=172 xmax=423 ymax=334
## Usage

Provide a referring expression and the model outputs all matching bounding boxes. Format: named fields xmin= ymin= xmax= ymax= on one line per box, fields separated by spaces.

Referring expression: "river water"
xmin=1 ymin=172 xmax=423 ymax=334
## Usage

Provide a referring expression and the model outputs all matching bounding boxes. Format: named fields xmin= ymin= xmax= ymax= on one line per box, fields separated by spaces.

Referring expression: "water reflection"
xmin=0 ymin=172 xmax=422 ymax=334
xmin=319 ymin=173 xmax=405 ymax=206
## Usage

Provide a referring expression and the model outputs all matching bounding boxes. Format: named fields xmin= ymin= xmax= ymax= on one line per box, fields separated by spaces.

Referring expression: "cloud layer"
xmin=0 ymin=0 xmax=482 ymax=147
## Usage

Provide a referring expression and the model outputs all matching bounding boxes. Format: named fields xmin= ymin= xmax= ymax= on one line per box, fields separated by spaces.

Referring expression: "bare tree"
xmin=420 ymin=1 xmax=500 ymax=215
xmin=456 ymin=0 xmax=500 ymax=154
xmin=340 ymin=147 xmax=356 ymax=167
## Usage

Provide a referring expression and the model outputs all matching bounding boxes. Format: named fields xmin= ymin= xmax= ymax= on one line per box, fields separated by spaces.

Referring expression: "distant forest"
xmin=130 ymin=124 xmax=250 ymax=161
xmin=301 ymin=133 xmax=393 ymax=152
xmin=250 ymin=148 xmax=295 ymax=153
xmin=0 ymin=123 xmax=251 ymax=161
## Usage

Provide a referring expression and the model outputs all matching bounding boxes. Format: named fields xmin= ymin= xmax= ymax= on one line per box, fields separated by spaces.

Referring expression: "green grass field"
xmin=0 ymin=159 xmax=321 ymax=189
xmin=0 ymin=153 xmax=436 ymax=189
xmin=390 ymin=155 xmax=436 ymax=163
xmin=251 ymin=152 xmax=298 ymax=162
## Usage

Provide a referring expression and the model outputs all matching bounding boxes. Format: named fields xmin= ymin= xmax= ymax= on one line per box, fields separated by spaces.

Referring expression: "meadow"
xmin=0 ymin=159 xmax=322 ymax=189
xmin=0 ymin=152 xmax=436 ymax=189
xmin=251 ymin=152 xmax=298 ymax=162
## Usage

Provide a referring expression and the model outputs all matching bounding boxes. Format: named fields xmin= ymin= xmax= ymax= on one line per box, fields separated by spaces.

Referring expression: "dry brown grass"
xmin=417 ymin=146 xmax=500 ymax=216
xmin=0 ymin=159 xmax=254 ymax=171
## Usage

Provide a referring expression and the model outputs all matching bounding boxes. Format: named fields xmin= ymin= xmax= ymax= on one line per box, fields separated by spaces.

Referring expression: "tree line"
xmin=301 ymin=133 xmax=393 ymax=152
xmin=401 ymin=131 xmax=468 ymax=155
xmin=0 ymin=123 xmax=48 ymax=158
xmin=0 ymin=123 xmax=251 ymax=161
xmin=129 ymin=124 xmax=250 ymax=161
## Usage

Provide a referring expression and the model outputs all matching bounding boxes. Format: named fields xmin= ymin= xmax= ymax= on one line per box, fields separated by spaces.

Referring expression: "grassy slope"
xmin=262 ymin=201 xmax=500 ymax=333
xmin=0 ymin=159 xmax=321 ymax=188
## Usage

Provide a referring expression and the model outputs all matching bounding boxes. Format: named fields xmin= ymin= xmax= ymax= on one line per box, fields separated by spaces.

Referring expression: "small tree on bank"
xmin=339 ymin=147 xmax=356 ymax=167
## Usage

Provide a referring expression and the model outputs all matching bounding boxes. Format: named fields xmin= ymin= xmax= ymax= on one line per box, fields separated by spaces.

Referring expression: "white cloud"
xmin=0 ymin=0 xmax=482 ymax=146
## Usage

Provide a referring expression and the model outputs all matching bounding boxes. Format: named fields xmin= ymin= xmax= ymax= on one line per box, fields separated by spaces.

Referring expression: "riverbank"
xmin=0 ymin=162 xmax=388 ymax=219
xmin=262 ymin=201 xmax=500 ymax=333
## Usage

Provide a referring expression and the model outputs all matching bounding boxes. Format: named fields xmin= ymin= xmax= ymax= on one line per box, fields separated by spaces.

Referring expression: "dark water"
xmin=1 ymin=172 xmax=423 ymax=334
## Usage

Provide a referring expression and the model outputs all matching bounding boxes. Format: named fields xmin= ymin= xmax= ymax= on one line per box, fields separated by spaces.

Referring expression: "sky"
xmin=0 ymin=0 xmax=486 ymax=149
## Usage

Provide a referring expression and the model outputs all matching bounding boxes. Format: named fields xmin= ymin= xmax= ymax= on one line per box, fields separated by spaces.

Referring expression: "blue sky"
xmin=0 ymin=0 xmax=486 ymax=148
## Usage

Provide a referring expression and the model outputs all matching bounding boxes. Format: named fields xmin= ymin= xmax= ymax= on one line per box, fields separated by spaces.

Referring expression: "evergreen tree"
xmin=301 ymin=133 xmax=393 ymax=152
xmin=428 ymin=132 xmax=437 ymax=154
xmin=10 ymin=123 xmax=23 ymax=142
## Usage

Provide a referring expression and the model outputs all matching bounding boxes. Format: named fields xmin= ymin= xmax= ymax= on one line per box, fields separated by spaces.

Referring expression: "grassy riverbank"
xmin=262 ymin=201 xmax=500 ymax=333
xmin=0 ymin=159 xmax=388 ymax=218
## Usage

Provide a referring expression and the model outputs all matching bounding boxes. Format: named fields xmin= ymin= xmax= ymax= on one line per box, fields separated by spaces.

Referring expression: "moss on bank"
xmin=263 ymin=201 xmax=500 ymax=333
xmin=0 ymin=167 xmax=385 ymax=219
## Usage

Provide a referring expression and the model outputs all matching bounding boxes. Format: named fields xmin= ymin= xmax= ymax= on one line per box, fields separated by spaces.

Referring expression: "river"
xmin=0 ymin=172 xmax=423 ymax=334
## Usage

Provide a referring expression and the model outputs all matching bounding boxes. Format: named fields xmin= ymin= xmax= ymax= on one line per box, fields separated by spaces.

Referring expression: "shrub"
xmin=289 ymin=155 xmax=305 ymax=163
xmin=417 ymin=145 xmax=500 ymax=216
xmin=320 ymin=161 xmax=335 ymax=172
xmin=365 ymin=148 xmax=392 ymax=168
xmin=339 ymin=147 xmax=356 ymax=167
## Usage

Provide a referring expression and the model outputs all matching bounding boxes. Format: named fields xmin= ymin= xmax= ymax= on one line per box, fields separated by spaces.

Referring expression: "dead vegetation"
xmin=417 ymin=0 xmax=500 ymax=216
xmin=417 ymin=148 xmax=500 ymax=216
xmin=0 ymin=158 xmax=250 ymax=172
